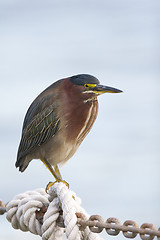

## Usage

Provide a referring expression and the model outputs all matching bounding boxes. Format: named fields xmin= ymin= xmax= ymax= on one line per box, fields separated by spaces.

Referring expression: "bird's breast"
xmin=63 ymin=100 xmax=98 ymax=146
xmin=76 ymin=101 xmax=98 ymax=144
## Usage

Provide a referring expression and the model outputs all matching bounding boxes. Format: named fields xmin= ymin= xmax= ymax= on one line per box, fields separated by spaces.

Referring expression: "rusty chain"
xmin=76 ymin=214 xmax=160 ymax=240
xmin=56 ymin=212 xmax=160 ymax=240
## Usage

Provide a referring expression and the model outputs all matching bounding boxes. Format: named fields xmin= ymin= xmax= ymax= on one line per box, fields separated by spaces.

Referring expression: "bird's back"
xmin=16 ymin=80 xmax=62 ymax=170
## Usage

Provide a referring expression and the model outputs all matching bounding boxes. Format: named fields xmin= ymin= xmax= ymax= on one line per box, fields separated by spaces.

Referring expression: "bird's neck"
xmin=60 ymin=79 xmax=98 ymax=144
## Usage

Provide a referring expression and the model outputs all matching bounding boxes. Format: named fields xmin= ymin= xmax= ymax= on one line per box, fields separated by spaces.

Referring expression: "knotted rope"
xmin=5 ymin=182 xmax=103 ymax=240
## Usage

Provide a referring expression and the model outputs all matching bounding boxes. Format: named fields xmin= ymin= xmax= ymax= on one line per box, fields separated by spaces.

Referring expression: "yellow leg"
xmin=40 ymin=158 xmax=62 ymax=181
xmin=54 ymin=165 xmax=62 ymax=179
xmin=40 ymin=158 xmax=69 ymax=193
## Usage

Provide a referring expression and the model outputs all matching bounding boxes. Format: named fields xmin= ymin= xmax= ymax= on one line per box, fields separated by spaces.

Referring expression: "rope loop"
xmin=5 ymin=183 xmax=102 ymax=240
xmin=6 ymin=189 xmax=49 ymax=236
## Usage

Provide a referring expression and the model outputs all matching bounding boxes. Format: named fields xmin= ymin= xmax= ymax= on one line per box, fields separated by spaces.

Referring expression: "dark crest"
xmin=70 ymin=74 xmax=100 ymax=86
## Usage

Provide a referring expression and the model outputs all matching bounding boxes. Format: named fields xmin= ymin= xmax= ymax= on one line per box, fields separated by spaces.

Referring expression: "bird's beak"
xmin=92 ymin=84 xmax=123 ymax=95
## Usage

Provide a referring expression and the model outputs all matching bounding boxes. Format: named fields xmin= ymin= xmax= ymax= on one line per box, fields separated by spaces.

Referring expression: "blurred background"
xmin=0 ymin=0 xmax=159 ymax=239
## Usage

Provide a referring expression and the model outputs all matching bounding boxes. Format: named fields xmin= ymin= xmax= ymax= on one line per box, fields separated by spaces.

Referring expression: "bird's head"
xmin=69 ymin=74 xmax=122 ymax=102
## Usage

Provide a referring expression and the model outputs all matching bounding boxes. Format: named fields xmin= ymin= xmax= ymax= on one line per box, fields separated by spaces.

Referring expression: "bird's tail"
xmin=15 ymin=156 xmax=29 ymax=172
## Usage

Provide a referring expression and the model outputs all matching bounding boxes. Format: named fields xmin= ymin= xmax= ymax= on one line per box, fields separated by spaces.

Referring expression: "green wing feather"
xmin=17 ymin=104 xmax=60 ymax=161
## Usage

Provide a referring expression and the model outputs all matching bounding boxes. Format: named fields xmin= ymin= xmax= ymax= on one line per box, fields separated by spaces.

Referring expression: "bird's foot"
xmin=45 ymin=180 xmax=69 ymax=193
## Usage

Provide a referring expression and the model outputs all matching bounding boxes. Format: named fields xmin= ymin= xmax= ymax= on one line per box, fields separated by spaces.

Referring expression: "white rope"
xmin=6 ymin=182 xmax=103 ymax=240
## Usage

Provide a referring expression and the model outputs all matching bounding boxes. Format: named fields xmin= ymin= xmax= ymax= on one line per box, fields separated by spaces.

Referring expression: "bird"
xmin=15 ymin=74 xmax=122 ymax=186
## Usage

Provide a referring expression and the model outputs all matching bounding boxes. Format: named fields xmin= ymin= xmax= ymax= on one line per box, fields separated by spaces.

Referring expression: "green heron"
xmin=16 ymin=74 xmax=122 ymax=185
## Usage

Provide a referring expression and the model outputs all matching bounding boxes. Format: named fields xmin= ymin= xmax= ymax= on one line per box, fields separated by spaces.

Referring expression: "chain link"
xmin=75 ymin=214 xmax=160 ymax=240
xmin=55 ymin=212 xmax=160 ymax=239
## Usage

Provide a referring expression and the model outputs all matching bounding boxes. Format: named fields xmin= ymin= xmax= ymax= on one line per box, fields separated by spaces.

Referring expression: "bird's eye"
xmin=84 ymin=83 xmax=97 ymax=89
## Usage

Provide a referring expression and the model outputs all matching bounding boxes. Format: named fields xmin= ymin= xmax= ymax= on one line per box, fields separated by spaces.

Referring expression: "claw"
xmin=45 ymin=181 xmax=55 ymax=193
xmin=45 ymin=180 xmax=69 ymax=193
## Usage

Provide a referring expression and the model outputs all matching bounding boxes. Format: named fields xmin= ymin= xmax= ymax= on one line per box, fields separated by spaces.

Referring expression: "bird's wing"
xmin=17 ymin=104 xmax=60 ymax=161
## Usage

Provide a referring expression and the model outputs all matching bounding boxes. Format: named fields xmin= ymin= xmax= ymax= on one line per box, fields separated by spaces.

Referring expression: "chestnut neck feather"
xmin=61 ymin=79 xmax=98 ymax=143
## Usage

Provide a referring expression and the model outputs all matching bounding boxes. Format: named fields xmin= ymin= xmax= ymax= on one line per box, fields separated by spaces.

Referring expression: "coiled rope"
xmin=1 ymin=182 xmax=160 ymax=240
xmin=5 ymin=182 xmax=103 ymax=240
